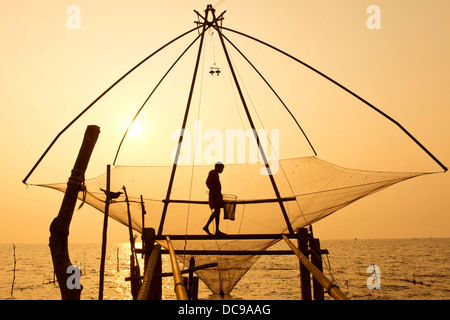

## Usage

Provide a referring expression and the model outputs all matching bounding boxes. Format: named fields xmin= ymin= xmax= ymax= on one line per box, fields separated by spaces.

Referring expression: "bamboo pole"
xmin=123 ymin=185 xmax=141 ymax=299
xmin=166 ymin=236 xmax=189 ymax=300
xmin=282 ymin=235 xmax=349 ymax=300
xmin=11 ymin=244 xmax=16 ymax=296
xmin=158 ymin=8 xmax=211 ymax=235
xmin=137 ymin=245 xmax=161 ymax=300
xmin=98 ymin=164 xmax=111 ymax=300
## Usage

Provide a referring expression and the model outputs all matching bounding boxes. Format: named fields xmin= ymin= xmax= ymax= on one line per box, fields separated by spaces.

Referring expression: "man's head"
xmin=215 ymin=162 xmax=224 ymax=173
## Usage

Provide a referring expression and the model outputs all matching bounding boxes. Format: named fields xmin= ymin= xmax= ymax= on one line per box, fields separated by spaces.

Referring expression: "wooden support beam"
xmin=283 ymin=234 xmax=349 ymax=300
xmin=166 ymin=236 xmax=189 ymax=300
xmin=153 ymin=233 xmax=299 ymax=240
xmin=297 ymin=228 xmax=312 ymax=300
xmin=134 ymin=249 xmax=328 ymax=256
xmin=141 ymin=228 xmax=162 ymax=299
xmin=49 ymin=125 xmax=100 ymax=300
xmin=98 ymin=164 xmax=111 ymax=300
xmin=125 ymin=262 xmax=218 ymax=281
xmin=137 ymin=245 xmax=161 ymax=300
xmin=309 ymin=237 xmax=325 ymax=300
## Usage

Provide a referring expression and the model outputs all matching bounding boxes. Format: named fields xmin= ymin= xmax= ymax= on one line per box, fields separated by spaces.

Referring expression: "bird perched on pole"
xmin=100 ymin=188 xmax=123 ymax=201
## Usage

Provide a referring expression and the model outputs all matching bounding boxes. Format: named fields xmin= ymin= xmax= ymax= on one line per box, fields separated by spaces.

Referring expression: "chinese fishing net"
xmin=28 ymin=5 xmax=445 ymax=295
xmin=38 ymin=159 xmax=428 ymax=294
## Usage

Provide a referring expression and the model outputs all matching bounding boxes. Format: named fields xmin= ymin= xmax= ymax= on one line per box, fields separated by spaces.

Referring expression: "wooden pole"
xmin=11 ymin=244 xmax=16 ymax=296
xmin=283 ymin=234 xmax=349 ymax=300
xmin=140 ymin=195 xmax=146 ymax=231
xmin=123 ymin=185 xmax=142 ymax=300
xmin=49 ymin=125 xmax=100 ymax=300
xmin=309 ymin=237 xmax=325 ymax=300
xmin=297 ymin=228 xmax=311 ymax=300
xmin=158 ymin=7 xmax=210 ymax=235
xmin=137 ymin=245 xmax=161 ymax=300
xmin=117 ymin=247 xmax=120 ymax=272
xmin=187 ymin=257 xmax=199 ymax=300
xmin=166 ymin=236 xmax=189 ymax=300
xmin=141 ymin=228 xmax=162 ymax=299
xmin=98 ymin=164 xmax=111 ymax=300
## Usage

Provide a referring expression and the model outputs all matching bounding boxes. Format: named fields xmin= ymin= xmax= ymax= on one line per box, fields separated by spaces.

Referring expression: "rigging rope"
xmin=227 ymin=38 xmax=310 ymax=230
xmin=22 ymin=25 xmax=203 ymax=185
xmin=182 ymin=32 xmax=208 ymax=262
xmin=113 ymin=30 xmax=205 ymax=165
xmin=218 ymin=25 xmax=447 ymax=173
xmin=222 ymin=33 xmax=317 ymax=156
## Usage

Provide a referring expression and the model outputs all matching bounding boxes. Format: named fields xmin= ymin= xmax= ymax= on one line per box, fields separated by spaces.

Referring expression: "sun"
xmin=128 ymin=119 xmax=143 ymax=137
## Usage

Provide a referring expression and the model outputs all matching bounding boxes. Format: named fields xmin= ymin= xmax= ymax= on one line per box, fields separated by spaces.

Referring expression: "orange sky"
xmin=0 ymin=0 xmax=449 ymax=243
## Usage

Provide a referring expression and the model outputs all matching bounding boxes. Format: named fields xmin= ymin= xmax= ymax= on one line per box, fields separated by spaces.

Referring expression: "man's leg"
xmin=214 ymin=208 xmax=226 ymax=235
xmin=203 ymin=209 xmax=218 ymax=235
xmin=204 ymin=208 xmax=225 ymax=235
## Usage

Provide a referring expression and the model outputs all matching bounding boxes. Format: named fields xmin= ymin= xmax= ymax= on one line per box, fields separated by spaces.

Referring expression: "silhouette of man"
xmin=203 ymin=162 xmax=226 ymax=236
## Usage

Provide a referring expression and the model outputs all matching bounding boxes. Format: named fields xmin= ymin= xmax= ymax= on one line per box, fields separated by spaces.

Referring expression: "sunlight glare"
xmin=128 ymin=119 xmax=143 ymax=137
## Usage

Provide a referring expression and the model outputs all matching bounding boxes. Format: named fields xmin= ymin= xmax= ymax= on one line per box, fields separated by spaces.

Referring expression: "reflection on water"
xmin=1 ymin=238 xmax=449 ymax=300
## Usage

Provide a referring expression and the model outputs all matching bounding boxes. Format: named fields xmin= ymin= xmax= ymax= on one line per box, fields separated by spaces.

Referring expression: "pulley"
xmin=209 ymin=66 xmax=221 ymax=76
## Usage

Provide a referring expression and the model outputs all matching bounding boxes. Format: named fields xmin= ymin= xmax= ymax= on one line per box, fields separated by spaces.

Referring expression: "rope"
xmin=222 ymin=33 xmax=317 ymax=156
xmin=113 ymin=31 xmax=205 ymax=165
xmin=227 ymin=42 xmax=309 ymax=229
xmin=218 ymin=25 xmax=447 ymax=173
xmin=22 ymin=25 xmax=203 ymax=185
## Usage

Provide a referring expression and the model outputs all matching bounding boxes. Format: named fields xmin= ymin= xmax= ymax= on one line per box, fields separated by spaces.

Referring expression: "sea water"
xmin=1 ymin=238 xmax=449 ymax=300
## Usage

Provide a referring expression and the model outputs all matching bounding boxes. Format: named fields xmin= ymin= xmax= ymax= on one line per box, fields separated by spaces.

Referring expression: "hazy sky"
xmin=1 ymin=0 xmax=449 ymax=243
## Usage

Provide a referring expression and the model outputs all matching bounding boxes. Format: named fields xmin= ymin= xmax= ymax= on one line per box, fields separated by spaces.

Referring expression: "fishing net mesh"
xmin=38 ymin=157 xmax=425 ymax=294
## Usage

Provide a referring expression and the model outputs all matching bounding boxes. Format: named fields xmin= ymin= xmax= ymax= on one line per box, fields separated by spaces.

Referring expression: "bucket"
xmin=223 ymin=194 xmax=237 ymax=221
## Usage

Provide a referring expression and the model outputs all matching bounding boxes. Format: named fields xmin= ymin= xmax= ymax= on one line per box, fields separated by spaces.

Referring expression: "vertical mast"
xmin=158 ymin=6 xmax=212 ymax=235
xmin=211 ymin=8 xmax=295 ymax=234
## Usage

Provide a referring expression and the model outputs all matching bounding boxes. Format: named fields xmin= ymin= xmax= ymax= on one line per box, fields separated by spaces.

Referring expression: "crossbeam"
xmin=152 ymin=233 xmax=298 ymax=240
xmin=162 ymin=197 xmax=296 ymax=205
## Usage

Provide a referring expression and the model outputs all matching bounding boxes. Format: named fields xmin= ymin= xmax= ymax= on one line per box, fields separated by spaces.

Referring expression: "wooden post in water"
xmin=137 ymin=244 xmax=161 ymax=300
xmin=297 ymin=228 xmax=312 ymax=300
xmin=142 ymin=228 xmax=162 ymax=299
xmin=188 ymin=257 xmax=199 ymax=300
xmin=11 ymin=244 xmax=16 ymax=296
xmin=98 ymin=164 xmax=111 ymax=300
xmin=309 ymin=236 xmax=325 ymax=300
xmin=284 ymin=234 xmax=349 ymax=300
xmin=124 ymin=185 xmax=141 ymax=300
xmin=49 ymin=125 xmax=100 ymax=300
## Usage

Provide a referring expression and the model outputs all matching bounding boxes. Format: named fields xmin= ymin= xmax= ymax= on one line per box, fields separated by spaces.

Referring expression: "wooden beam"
xmin=137 ymin=245 xmax=161 ymax=300
xmin=49 ymin=125 xmax=100 ymax=300
xmin=152 ymin=233 xmax=299 ymax=241
xmin=166 ymin=236 xmax=189 ymax=300
xmin=283 ymin=234 xmax=349 ymax=300
xmin=98 ymin=164 xmax=111 ymax=300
